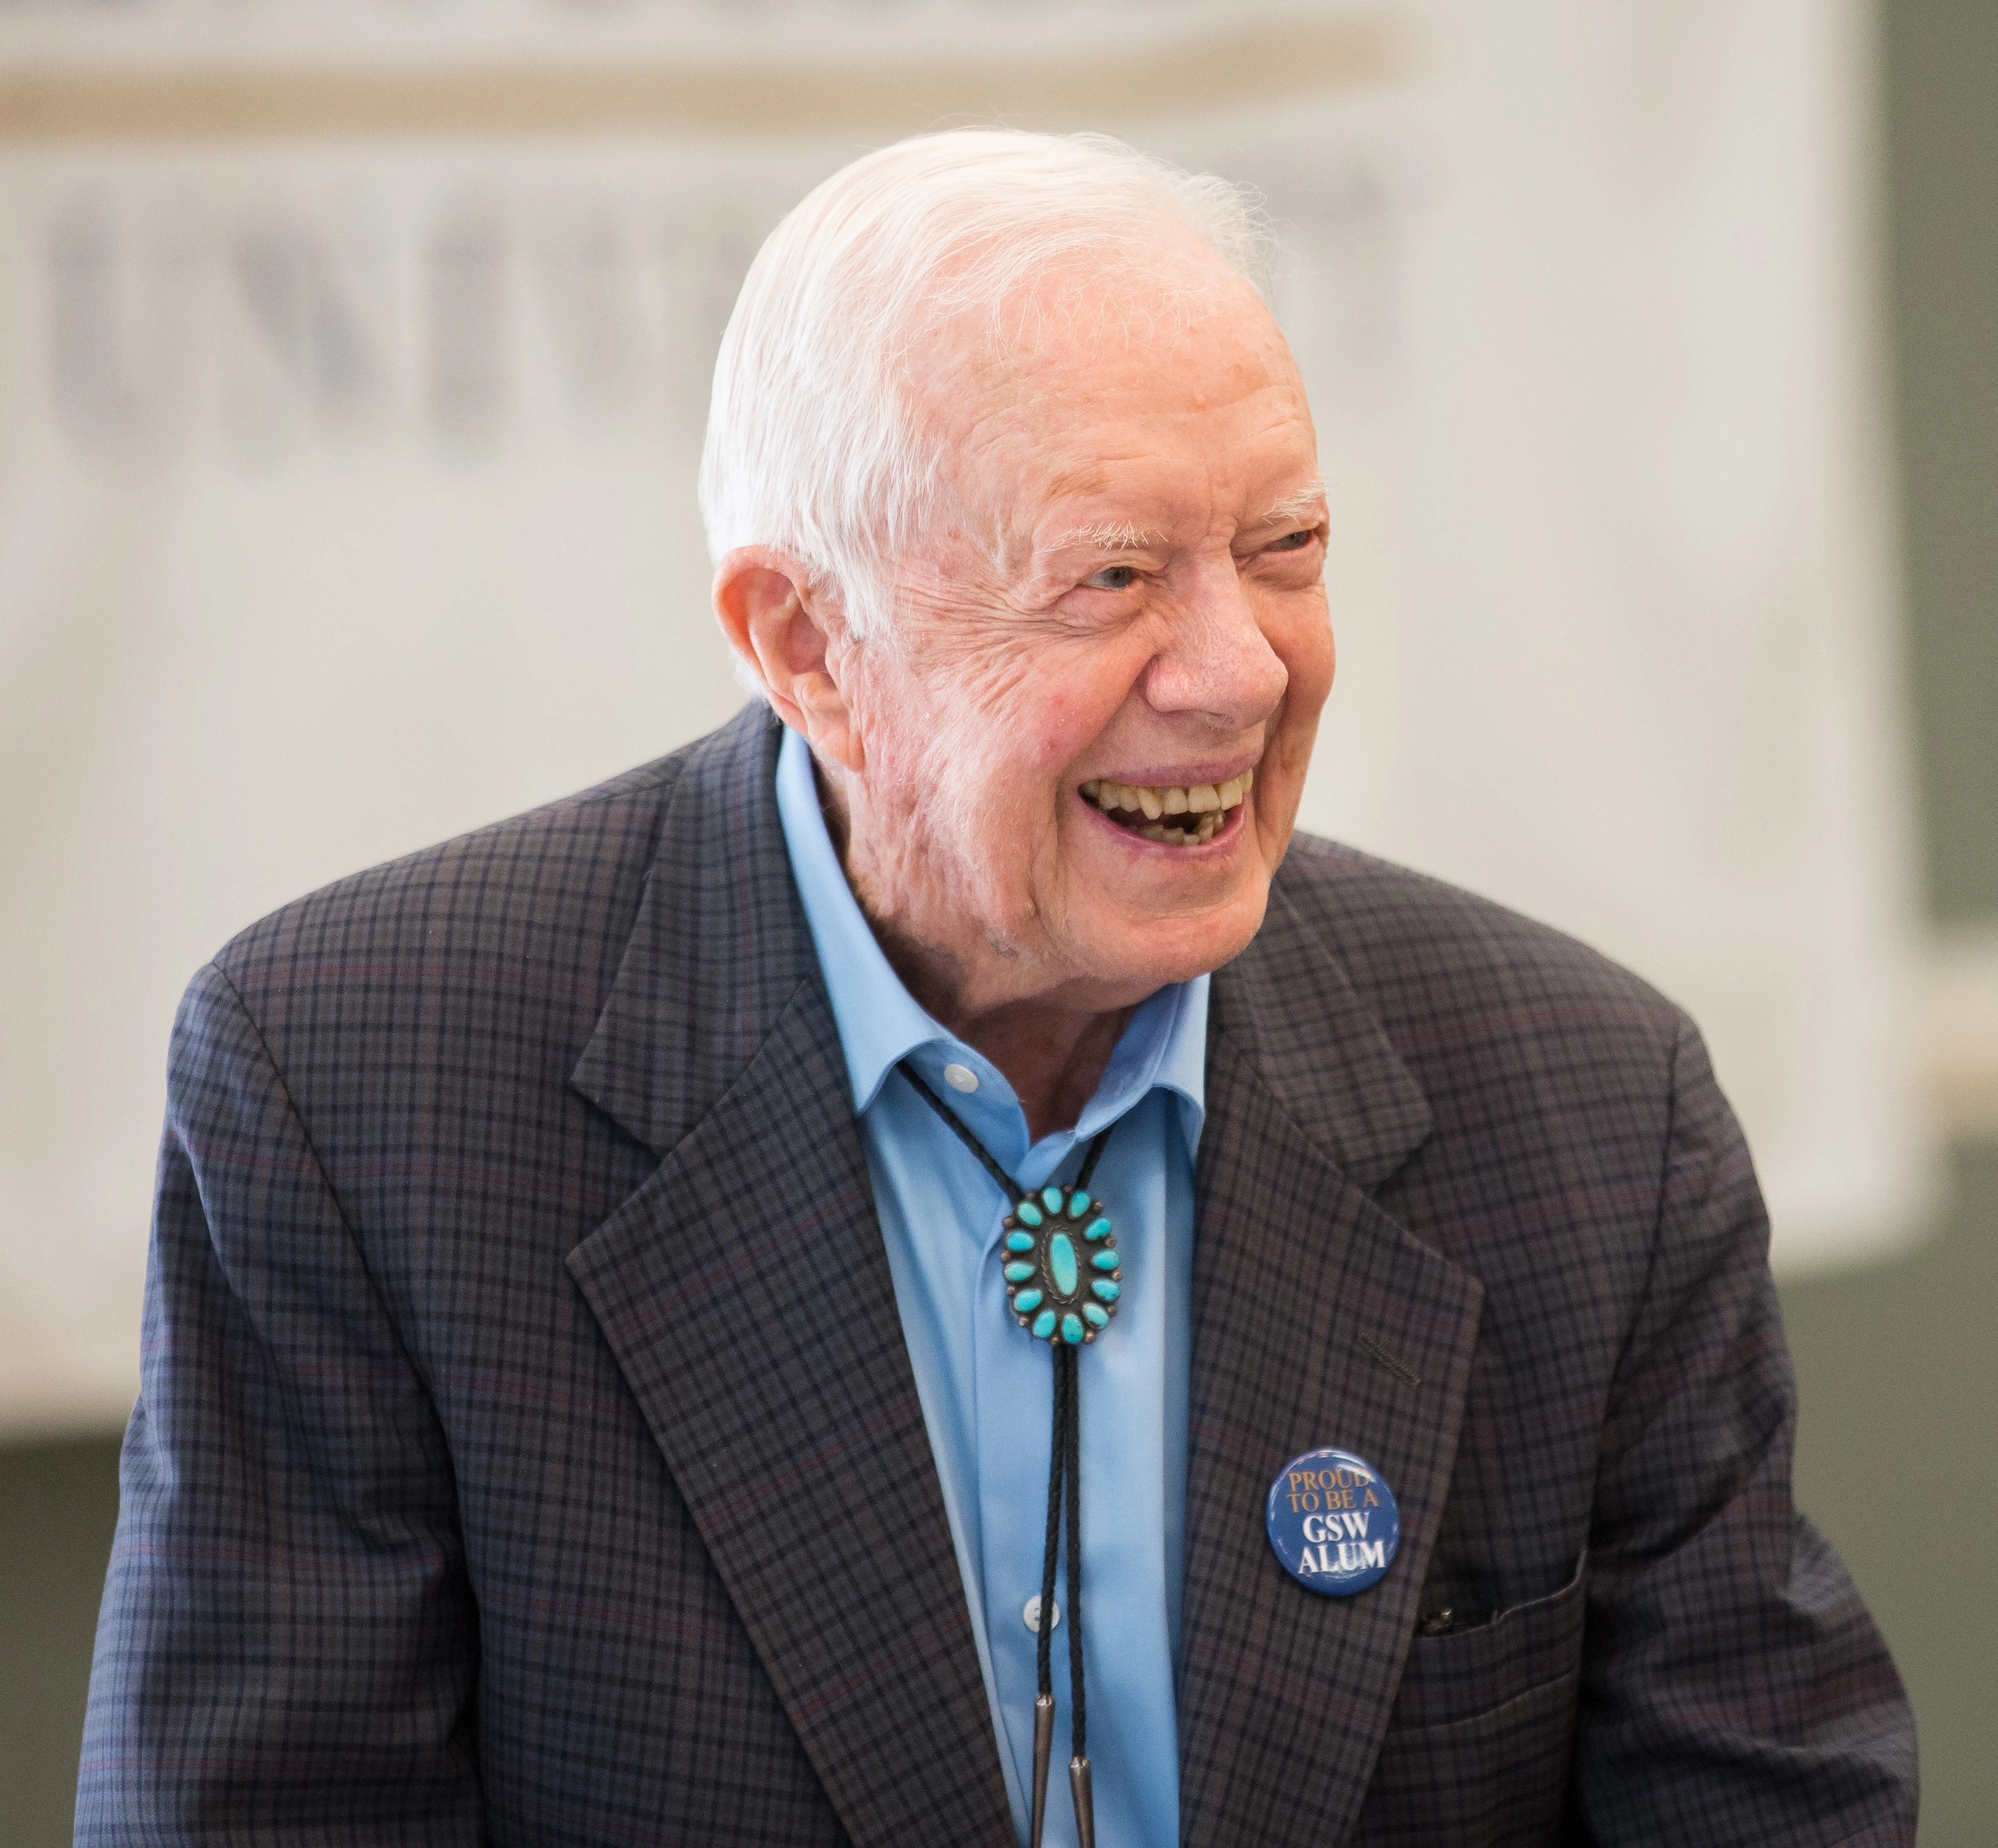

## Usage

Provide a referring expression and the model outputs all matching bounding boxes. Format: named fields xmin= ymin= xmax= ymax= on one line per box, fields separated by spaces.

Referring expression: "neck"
xmin=864 ymin=907 xmax=1132 ymax=1136
xmin=816 ymin=752 xmax=1139 ymax=1139
xmin=940 ymin=990 xmax=1134 ymax=1144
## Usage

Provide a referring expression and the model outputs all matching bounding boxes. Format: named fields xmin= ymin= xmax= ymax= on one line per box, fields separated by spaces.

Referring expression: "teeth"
xmin=1080 ymin=766 xmax=1261 ymax=838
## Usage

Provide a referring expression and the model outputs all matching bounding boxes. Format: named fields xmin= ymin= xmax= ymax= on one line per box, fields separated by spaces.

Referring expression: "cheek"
xmin=1271 ymin=599 xmax=1337 ymax=718
xmin=1003 ymin=653 xmax=1140 ymax=780
xmin=1021 ymin=687 xmax=1098 ymax=776
xmin=851 ymin=677 xmax=928 ymax=787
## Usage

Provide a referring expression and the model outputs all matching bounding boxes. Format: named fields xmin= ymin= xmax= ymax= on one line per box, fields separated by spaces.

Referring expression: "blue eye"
xmin=1083 ymin=565 xmax=1139 ymax=591
xmin=1268 ymin=530 xmax=1315 ymax=552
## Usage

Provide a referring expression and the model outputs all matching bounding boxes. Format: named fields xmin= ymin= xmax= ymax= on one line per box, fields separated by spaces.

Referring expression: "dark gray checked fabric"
xmin=78 ymin=704 xmax=1915 ymax=1846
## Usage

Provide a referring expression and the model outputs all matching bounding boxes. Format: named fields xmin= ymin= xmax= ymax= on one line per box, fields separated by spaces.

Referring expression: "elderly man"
xmin=82 ymin=132 xmax=1913 ymax=1847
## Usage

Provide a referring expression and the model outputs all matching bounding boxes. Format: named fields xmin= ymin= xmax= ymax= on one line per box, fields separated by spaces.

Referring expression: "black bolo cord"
xmin=1038 ymin=1352 xmax=1067 ymax=1699
xmin=896 ymin=1062 xmax=1021 ymax=1195
xmin=1063 ymin=1339 xmax=1094 ymax=1848
xmin=897 ymin=1058 xmax=1110 ymax=1848
xmin=1065 ymin=1346 xmax=1086 ymax=1753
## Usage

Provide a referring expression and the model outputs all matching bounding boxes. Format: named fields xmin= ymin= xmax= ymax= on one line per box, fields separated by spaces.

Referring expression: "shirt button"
xmin=943 ymin=1063 xmax=979 ymax=1093
xmin=1022 ymin=1594 xmax=1060 ymax=1634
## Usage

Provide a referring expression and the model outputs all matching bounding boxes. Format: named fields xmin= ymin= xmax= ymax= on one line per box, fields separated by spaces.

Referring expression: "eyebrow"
xmin=1042 ymin=477 xmax=1329 ymax=556
xmin=1041 ymin=518 xmax=1164 ymax=553
xmin=1258 ymin=478 xmax=1329 ymax=529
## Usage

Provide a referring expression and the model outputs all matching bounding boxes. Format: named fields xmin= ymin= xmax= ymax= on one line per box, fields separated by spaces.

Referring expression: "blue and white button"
xmin=1266 ymin=1448 xmax=1400 ymax=1595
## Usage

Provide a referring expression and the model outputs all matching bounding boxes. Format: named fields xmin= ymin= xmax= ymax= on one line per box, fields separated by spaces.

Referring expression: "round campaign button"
xmin=1266 ymin=1448 xmax=1400 ymax=1596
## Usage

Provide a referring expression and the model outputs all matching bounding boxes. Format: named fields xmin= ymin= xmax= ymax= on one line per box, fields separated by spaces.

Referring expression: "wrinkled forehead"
xmin=901 ymin=254 xmax=1310 ymax=552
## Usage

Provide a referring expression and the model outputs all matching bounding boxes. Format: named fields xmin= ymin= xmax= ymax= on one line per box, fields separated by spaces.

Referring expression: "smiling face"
xmin=812 ymin=248 xmax=1334 ymax=1023
xmin=721 ymin=238 xmax=1336 ymax=1031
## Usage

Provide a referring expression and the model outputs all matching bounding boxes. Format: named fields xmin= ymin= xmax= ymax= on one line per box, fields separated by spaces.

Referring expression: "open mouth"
xmin=1079 ymin=768 xmax=1253 ymax=845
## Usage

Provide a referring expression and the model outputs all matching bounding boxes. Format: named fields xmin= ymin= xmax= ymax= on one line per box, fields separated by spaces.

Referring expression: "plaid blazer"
xmin=80 ymin=706 xmax=1915 ymax=1846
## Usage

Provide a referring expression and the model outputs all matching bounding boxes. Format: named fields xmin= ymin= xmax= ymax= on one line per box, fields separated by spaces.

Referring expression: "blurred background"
xmin=0 ymin=0 xmax=1991 ymax=1839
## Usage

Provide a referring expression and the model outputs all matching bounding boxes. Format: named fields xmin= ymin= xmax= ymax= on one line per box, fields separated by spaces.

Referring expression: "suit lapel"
xmin=567 ymin=710 xmax=1013 ymax=1848
xmin=1178 ymin=879 xmax=1485 ymax=1848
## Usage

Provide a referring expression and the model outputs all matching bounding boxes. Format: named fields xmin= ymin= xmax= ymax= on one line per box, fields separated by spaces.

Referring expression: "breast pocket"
xmin=1351 ymin=1551 xmax=1588 ymax=1847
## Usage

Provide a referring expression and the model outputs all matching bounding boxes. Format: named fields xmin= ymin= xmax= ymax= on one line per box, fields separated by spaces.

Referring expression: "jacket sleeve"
xmin=77 ymin=961 xmax=484 ymax=1845
xmin=1570 ymin=1013 xmax=1918 ymax=1842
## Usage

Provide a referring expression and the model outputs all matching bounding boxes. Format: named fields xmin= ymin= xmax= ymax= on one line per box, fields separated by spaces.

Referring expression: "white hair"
xmin=698 ymin=128 xmax=1271 ymax=639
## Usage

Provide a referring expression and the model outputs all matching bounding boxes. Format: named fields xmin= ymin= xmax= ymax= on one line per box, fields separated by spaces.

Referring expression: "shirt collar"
xmin=774 ymin=725 xmax=1207 ymax=1151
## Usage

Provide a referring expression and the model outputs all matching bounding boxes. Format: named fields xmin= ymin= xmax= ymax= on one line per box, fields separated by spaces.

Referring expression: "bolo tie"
xmin=898 ymin=1059 xmax=1125 ymax=1848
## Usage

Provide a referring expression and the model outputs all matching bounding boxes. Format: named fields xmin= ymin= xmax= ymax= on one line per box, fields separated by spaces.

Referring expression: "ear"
xmin=711 ymin=548 xmax=863 ymax=773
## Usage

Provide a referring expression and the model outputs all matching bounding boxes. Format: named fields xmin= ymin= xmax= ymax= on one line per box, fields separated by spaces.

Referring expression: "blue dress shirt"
xmin=775 ymin=726 xmax=1204 ymax=1848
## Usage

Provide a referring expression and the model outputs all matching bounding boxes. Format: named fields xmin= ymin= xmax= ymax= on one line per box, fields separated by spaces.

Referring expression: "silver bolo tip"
xmin=1069 ymin=1754 xmax=1096 ymax=1848
xmin=1029 ymin=1694 xmax=1056 ymax=1848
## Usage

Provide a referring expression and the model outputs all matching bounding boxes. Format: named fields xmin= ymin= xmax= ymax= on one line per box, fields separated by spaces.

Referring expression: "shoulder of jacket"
xmin=193 ymin=710 xmax=785 ymax=1051
xmin=1268 ymin=833 xmax=1687 ymax=1072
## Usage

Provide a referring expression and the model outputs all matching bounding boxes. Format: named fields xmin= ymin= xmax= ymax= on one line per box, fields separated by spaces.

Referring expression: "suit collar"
xmin=1207 ymin=869 xmax=1435 ymax=1192
xmin=571 ymin=704 xmax=816 ymax=1160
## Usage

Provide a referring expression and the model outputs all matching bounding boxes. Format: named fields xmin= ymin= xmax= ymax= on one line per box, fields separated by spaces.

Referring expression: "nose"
xmin=1139 ymin=558 xmax=1289 ymax=731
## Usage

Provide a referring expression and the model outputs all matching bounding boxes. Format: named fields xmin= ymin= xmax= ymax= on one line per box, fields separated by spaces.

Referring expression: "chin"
xmin=1091 ymin=884 xmax=1271 ymax=993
